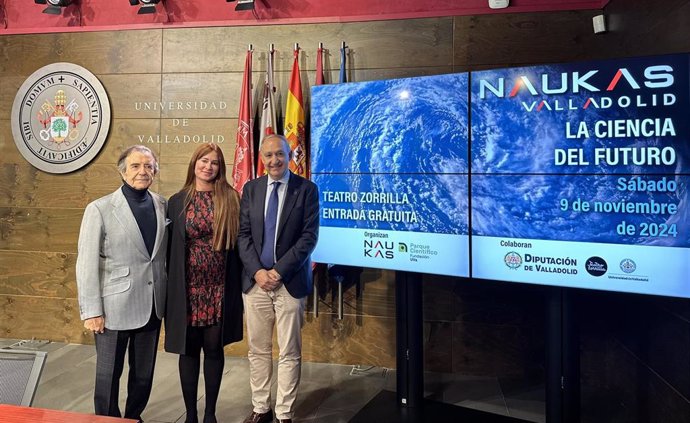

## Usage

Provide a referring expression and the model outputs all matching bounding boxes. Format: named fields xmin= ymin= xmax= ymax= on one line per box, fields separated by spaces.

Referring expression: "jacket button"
xmin=148 ymin=281 xmax=153 ymax=285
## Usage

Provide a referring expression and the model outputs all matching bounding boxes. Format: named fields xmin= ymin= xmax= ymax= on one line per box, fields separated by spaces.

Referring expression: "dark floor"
xmin=0 ymin=338 xmax=544 ymax=422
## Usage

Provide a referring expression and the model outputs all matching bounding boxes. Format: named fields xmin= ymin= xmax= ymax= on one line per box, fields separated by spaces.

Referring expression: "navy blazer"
xmin=238 ymin=172 xmax=319 ymax=299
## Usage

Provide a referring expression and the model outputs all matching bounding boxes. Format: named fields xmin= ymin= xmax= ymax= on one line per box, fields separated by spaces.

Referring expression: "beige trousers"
xmin=243 ymin=283 xmax=305 ymax=420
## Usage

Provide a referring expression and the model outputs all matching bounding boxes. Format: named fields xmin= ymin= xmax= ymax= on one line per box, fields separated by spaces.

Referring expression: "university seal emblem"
xmin=11 ymin=63 xmax=111 ymax=174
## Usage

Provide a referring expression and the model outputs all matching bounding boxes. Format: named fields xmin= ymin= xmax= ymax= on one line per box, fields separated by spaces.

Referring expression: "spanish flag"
xmin=284 ymin=47 xmax=307 ymax=178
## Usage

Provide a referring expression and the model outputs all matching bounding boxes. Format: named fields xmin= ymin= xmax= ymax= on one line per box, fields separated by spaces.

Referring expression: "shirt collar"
xmin=267 ymin=170 xmax=290 ymax=188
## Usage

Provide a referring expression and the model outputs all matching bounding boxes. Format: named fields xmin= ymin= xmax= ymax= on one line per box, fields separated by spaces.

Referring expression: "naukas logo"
xmin=478 ymin=65 xmax=674 ymax=99
xmin=11 ymin=63 xmax=111 ymax=174
xmin=477 ymin=65 xmax=675 ymax=112
xmin=364 ymin=240 xmax=395 ymax=259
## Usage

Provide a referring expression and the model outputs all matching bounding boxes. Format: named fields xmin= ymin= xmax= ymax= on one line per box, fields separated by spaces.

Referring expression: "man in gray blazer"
xmin=76 ymin=145 xmax=167 ymax=423
xmin=238 ymin=135 xmax=319 ymax=423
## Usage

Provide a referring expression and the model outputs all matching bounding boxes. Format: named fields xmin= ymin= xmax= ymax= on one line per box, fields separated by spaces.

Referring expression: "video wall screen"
xmin=471 ymin=54 xmax=690 ymax=298
xmin=310 ymin=73 xmax=471 ymax=277
xmin=310 ymin=53 xmax=690 ymax=298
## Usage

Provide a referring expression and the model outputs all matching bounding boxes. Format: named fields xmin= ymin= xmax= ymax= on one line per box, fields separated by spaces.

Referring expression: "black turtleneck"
xmin=121 ymin=183 xmax=157 ymax=257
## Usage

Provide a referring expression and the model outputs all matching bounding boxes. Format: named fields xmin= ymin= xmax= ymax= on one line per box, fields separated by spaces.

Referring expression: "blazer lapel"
xmin=170 ymin=195 xmax=186 ymax=239
xmin=256 ymin=176 xmax=268 ymax=244
xmin=111 ymin=188 xmax=150 ymax=258
xmin=151 ymin=193 xmax=166 ymax=259
xmin=277 ymin=173 xmax=300 ymax=239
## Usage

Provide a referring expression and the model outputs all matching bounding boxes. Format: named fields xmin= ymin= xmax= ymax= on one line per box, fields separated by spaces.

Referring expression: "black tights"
xmin=179 ymin=325 xmax=224 ymax=423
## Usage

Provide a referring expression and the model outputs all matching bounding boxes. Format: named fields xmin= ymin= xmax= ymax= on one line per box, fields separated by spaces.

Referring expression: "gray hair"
xmin=117 ymin=145 xmax=159 ymax=175
xmin=260 ymin=134 xmax=291 ymax=155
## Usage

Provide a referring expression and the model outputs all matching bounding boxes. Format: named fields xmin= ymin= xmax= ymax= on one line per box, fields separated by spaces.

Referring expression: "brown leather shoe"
xmin=242 ymin=410 xmax=273 ymax=423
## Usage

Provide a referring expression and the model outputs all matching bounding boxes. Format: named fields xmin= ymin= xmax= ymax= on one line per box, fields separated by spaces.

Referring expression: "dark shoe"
xmin=185 ymin=414 xmax=198 ymax=423
xmin=277 ymin=420 xmax=292 ymax=423
xmin=242 ymin=410 xmax=273 ymax=423
xmin=202 ymin=414 xmax=216 ymax=423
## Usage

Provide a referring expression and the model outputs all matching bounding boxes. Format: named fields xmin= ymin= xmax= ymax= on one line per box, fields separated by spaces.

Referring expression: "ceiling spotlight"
xmin=129 ymin=0 xmax=160 ymax=15
xmin=488 ymin=0 xmax=509 ymax=9
xmin=226 ymin=0 xmax=255 ymax=12
xmin=34 ymin=0 xmax=73 ymax=15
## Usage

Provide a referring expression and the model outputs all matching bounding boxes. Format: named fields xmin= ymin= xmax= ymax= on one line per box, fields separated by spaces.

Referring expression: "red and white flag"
xmin=256 ymin=48 xmax=278 ymax=177
xmin=231 ymin=48 xmax=254 ymax=194
xmin=315 ymin=44 xmax=325 ymax=86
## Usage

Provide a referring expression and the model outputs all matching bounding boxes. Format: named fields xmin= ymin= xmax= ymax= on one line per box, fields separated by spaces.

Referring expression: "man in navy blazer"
xmin=238 ymin=134 xmax=319 ymax=423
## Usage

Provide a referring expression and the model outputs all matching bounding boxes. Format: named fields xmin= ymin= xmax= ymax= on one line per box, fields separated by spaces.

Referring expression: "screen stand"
xmin=546 ymin=288 xmax=580 ymax=423
xmin=395 ymin=270 xmax=424 ymax=408
xmin=350 ymin=272 xmax=533 ymax=423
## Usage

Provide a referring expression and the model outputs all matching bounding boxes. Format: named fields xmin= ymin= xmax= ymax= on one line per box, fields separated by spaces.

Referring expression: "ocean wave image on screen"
xmin=311 ymin=73 xmax=470 ymax=235
xmin=471 ymin=56 xmax=690 ymax=247
xmin=314 ymin=173 xmax=468 ymax=234
xmin=471 ymin=61 xmax=690 ymax=176
xmin=311 ymin=74 xmax=469 ymax=174
xmin=471 ymin=174 xmax=690 ymax=247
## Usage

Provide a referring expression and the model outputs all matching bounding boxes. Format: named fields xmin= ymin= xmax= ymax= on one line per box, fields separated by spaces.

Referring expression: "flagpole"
xmin=313 ymin=41 xmax=325 ymax=318
xmin=340 ymin=41 xmax=348 ymax=84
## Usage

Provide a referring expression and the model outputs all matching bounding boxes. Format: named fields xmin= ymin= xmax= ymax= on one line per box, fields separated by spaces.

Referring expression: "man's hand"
xmin=254 ymin=269 xmax=281 ymax=291
xmin=84 ymin=316 xmax=105 ymax=334
xmin=267 ymin=269 xmax=282 ymax=282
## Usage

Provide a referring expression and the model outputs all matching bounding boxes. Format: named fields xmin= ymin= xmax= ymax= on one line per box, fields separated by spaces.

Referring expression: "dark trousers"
xmin=94 ymin=310 xmax=161 ymax=421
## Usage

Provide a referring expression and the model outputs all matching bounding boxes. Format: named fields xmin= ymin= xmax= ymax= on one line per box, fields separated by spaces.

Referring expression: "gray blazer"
xmin=76 ymin=187 xmax=168 ymax=331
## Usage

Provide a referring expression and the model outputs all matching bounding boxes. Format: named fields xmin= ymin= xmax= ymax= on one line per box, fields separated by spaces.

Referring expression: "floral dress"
xmin=185 ymin=191 xmax=226 ymax=326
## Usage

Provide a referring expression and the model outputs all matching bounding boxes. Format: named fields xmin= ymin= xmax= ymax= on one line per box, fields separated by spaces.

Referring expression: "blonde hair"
xmin=181 ymin=143 xmax=240 ymax=251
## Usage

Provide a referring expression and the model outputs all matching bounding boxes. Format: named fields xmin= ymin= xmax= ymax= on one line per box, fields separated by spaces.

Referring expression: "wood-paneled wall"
xmin=0 ymin=18 xmax=458 ymax=367
xmin=2 ymin=3 xmax=690 ymax=420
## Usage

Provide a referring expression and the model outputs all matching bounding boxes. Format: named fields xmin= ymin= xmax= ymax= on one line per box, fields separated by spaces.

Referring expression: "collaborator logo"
xmin=585 ymin=256 xmax=608 ymax=277
xmin=398 ymin=243 xmax=408 ymax=253
xmin=619 ymin=258 xmax=637 ymax=274
xmin=504 ymin=252 xmax=523 ymax=269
